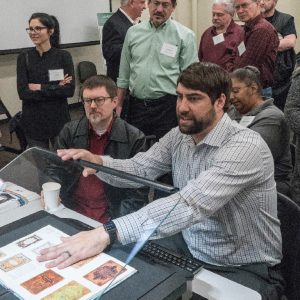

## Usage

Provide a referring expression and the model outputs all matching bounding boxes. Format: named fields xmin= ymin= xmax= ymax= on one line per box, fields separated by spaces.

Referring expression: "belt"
xmin=130 ymin=94 xmax=176 ymax=107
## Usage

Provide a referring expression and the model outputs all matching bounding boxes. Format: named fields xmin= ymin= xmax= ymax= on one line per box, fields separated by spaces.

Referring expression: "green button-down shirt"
xmin=117 ymin=19 xmax=198 ymax=99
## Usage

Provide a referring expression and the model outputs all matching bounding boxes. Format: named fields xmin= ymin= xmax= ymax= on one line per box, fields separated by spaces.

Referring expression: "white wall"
xmin=0 ymin=0 xmax=299 ymax=115
xmin=0 ymin=45 xmax=104 ymax=115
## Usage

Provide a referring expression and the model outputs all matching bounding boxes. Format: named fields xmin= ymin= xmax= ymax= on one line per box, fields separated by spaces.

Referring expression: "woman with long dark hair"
xmin=17 ymin=13 xmax=75 ymax=149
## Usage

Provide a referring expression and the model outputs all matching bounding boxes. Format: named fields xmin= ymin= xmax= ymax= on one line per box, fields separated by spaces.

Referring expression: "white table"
xmin=0 ymin=200 xmax=101 ymax=228
xmin=0 ymin=202 xmax=261 ymax=300
xmin=192 ymin=268 xmax=261 ymax=300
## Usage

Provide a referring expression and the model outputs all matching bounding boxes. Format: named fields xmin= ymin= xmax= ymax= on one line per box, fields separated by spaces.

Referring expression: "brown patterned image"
xmin=21 ymin=270 xmax=64 ymax=295
xmin=84 ymin=260 xmax=126 ymax=286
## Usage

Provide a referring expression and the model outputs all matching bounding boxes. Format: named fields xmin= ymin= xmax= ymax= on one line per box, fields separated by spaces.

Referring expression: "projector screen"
xmin=0 ymin=0 xmax=111 ymax=54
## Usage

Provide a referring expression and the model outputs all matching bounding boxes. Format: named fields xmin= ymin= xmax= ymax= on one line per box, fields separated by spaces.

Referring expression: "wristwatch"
xmin=103 ymin=220 xmax=117 ymax=245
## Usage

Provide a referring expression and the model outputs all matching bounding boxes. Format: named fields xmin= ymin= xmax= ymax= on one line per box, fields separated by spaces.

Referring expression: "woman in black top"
xmin=17 ymin=13 xmax=75 ymax=149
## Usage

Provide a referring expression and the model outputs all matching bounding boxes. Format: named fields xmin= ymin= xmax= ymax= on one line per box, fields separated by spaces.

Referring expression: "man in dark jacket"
xmin=51 ymin=75 xmax=147 ymax=222
xmin=260 ymin=0 xmax=297 ymax=110
xmin=102 ymin=0 xmax=146 ymax=83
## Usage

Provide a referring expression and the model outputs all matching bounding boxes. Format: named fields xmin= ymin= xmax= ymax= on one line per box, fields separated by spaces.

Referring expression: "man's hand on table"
xmin=37 ymin=226 xmax=110 ymax=269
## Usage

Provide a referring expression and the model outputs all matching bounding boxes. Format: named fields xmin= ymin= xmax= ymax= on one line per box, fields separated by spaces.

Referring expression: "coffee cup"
xmin=42 ymin=182 xmax=61 ymax=212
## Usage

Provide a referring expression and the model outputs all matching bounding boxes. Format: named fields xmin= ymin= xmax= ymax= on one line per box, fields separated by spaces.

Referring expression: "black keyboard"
xmin=140 ymin=242 xmax=202 ymax=274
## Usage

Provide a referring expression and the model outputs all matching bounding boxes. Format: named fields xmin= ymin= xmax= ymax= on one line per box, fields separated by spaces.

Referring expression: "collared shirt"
xmin=98 ymin=114 xmax=282 ymax=266
xmin=199 ymin=20 xmax=244 ymax=71
xmin=119 ymin=7 xmax=138 ymax=25
xmin=72 ymin=119 xmax=114 ymax=223
xmin=117 ymin=19 xmax=198 ymax=99
xmin=234 ymin=14 xmax=279 ymax=88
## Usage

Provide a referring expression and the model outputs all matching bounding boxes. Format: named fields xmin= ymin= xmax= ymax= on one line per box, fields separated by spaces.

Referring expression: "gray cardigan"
xmin=228 ymin=99 xmax=292 ymax=184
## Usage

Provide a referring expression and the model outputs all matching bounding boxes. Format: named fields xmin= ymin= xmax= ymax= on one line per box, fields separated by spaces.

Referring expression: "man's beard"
xmin=89 ymin=111 xmax=102 ymax=124
xmin=177 ymin=107 xmax=216 ymax=135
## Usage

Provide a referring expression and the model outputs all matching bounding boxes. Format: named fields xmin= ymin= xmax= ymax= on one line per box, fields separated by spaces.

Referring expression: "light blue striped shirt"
xmin=98 ymin=114 xmax=282 ymax=266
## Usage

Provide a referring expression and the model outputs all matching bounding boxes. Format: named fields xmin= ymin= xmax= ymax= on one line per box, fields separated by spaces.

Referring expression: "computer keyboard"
xmin=140 ymin=242 xmax=202 ymax=274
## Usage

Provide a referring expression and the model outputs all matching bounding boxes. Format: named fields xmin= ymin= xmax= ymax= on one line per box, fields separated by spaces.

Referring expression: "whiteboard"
xmin=0 ymin=0 xmax=111 ymax=53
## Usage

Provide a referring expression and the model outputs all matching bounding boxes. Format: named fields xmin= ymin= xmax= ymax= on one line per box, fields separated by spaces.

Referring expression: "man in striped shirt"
xmin=38 ymin=62 xmax=284 ymax=299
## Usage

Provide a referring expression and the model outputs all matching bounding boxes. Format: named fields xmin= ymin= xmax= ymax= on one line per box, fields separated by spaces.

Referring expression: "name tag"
xmin=160 ymin=42 xmax=178 ymax=58
xmin=239 ymin=116 xmax=255 ymax=127
xmin=238 ymin=41 xmax=246 ymax=56
xmin=213 ymin=33 xmax=225 ymax=45
xmin=49 ymin=69 xmax=64 ymax=81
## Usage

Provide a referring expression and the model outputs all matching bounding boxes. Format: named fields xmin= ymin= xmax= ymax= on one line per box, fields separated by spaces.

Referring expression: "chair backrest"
xmin=0 ymin=98 xmax=11 ymax=121
xmin=0 ymin=99 xmax=25 ymax=154
xmin=277 ymin=192 xmax=300 ymax=300
xmin=77 ymin=61 xmax=97 ymax=83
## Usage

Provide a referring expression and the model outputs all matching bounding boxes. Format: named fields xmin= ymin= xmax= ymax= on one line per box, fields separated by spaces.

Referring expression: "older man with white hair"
xmin=198 ymin=0 xmax=244 ymax=71
xmin=102 ymin=0 xmax=146 ymax=82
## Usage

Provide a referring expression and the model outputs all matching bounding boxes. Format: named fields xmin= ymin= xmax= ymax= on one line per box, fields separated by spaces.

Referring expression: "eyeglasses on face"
xmin=152 ymin=1 xmax=172 ymax=9
xmin=82 ymin=96 xmax=112 ymax=106
xmin=26 ymin=26 xmax=48 ymax=34
xmin=234 ymin=1 xmax=254 ymax=10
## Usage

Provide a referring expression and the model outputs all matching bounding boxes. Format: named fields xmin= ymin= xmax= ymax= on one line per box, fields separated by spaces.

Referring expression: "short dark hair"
xmin=81 ymin=75 xmax=117 ymax=99
xmin=230 ymin=66 xmax=262 ymax=94
xmin=29 ymin=13 xmax=60 ymax=48
xmin=148 ymin=0 xmax=177 ymax=7
xmin=177 ymin=62 xmax=231 ymax=112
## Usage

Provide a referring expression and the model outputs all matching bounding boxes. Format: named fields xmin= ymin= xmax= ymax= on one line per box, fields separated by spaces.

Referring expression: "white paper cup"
xmin=42 ymin=182 xmax=61 ymax=212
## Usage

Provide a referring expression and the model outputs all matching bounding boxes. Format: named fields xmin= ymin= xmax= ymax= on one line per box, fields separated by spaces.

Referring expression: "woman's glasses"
xmin=26 ymin=26 xmax=47 ymax=34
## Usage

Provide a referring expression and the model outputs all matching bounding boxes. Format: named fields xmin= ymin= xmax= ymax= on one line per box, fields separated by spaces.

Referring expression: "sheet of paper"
xmin=0 ymin=225 xmax=137 ymax=300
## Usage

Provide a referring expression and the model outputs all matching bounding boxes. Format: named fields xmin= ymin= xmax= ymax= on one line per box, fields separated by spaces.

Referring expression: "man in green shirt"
xmin=117 ymin=0 xmax=198 ymax=139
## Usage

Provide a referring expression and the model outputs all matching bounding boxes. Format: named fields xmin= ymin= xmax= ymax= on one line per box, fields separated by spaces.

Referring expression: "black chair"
xmin=77 ymin=61 xmax=97 ymax=83
xmin=277 ymin=192 xmax=300 ymax=300
xmin=0 ymin=99 xmax=24 ymax=155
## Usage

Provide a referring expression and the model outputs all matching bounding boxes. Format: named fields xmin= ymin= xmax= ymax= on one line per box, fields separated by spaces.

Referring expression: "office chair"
xmin=77 ymin=61 xmax=97 ymax=83
xmin=0 ymin=99 xmax=25 ymax=155
xmin=277 ymin=192 xmax=300 ymax=300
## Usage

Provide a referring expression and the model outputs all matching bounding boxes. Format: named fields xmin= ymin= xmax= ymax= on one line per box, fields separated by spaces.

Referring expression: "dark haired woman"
xmin=228 ymin=65 xmax=292 ymax=197
xmin=17 ymin=13 xmax=75 ymax=149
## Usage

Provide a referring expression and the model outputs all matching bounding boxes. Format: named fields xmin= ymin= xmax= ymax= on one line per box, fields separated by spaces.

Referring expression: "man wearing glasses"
xmin=233 ymin=0 xmax=279 ymax=98
xmin=117 ymin=0 xmax=198 ymax=140
xmin=50 ymin=75 xmax=147 ymax=223
xmin=199 ymin=0 xmax=244 ymax=71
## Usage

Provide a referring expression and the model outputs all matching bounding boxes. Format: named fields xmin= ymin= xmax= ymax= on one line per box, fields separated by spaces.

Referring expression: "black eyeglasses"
xmin=26 ymin=26 xmax=48 ymax=34
xmin=82 ymin=96 xmax=112 ymax=106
